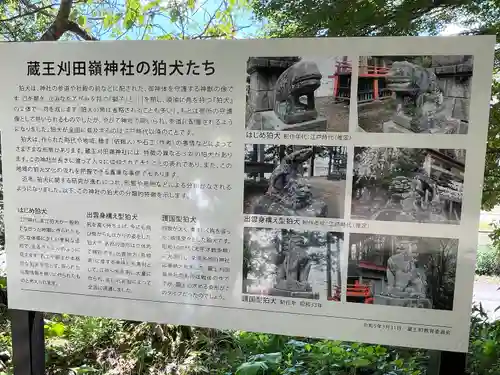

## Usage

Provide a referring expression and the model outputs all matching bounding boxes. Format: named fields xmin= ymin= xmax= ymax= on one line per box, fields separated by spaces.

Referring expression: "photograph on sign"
xmin=351 ymin=146 xmax=465 ymax=224
xmin=244 ymin=144 xmax=347 ymax=218
xmin=356 ymin=55 xmax=473 ymax=134
xmin=243 ymin=228 xmax=343 ymax=301
xmin=246 ymin=56 xmax=351 ymax=132
xmin=348 ymin=233 xmax=458 ymax=311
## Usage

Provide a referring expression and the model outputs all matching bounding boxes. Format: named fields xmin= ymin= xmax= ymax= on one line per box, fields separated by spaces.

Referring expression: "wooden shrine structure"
xmin=328 ymin=57 xmax=391 ymax=104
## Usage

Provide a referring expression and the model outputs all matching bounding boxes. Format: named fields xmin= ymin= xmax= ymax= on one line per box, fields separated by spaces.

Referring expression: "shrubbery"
xmin=476 ymin=245 xmax=500 ymax=276
xmin=0 ymin=314 xmax=430 ymax=375
xmin=0 ymin=305 xmax=497 ymax=374
xmin=468 ymin=304 xmax=500 ymax=375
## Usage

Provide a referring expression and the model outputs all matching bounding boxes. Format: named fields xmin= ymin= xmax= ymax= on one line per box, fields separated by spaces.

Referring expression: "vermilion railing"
xmin=346 ymin=280 xmax=373 ymax=304
xmin=334 ymin=61 xmax=390 ymax=75
xmin=346 ymin=285 xmax=371 ymax=297
xmin=358 ymin=65 xmax=390 ymax=75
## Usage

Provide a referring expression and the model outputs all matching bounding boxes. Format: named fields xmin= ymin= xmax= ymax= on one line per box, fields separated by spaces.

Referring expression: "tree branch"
xmin=0 ymin=4 xmax=56 ymax=23
xmin=39 ymin=0 xmax=73 ymax=41
xmin=193 ymin=0 xmax=225 ymax=39
xmin=20 ymin=0 xmax=56 ymax=17
xmin=35 ymin=0 xmax=97 ymax=41
xmin=67 ymin=20 xmax=97 ymax=40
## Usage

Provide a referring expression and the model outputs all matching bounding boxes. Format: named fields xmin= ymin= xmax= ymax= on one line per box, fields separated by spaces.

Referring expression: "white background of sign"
xmin=0 ymin=36 xmax=495 ymax=352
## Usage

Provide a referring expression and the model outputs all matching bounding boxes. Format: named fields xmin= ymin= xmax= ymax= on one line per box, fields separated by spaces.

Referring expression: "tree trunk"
xmin=36 ymin=0 xmax=97 ymax=42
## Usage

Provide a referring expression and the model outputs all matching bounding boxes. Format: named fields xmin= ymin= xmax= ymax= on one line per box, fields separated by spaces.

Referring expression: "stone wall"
xmin=431 ymin=55 xmax=473 ymax=130
xmin=246 ymin=57 xmax=300 ymax=128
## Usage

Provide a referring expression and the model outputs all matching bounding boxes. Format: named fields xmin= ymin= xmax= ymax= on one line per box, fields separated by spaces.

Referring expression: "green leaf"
xmin=250 ymin=352 xmax=282 ymax=364
xmin=124 ymin=19 xmax=134 ymax=29
xmin=137 ymin=14 xmax=145 ymax=26
xmin=235 ymin=362 xmax=268 ymax=375
xmin=392 ymin=358 xmax=404 ymax=368
xmin=0 ymin=276 xmax=7 ymax=289
xmin=187 ymin=0 xmax=196 ymax=9
xmin=483 ymin=339 xmax=497 ymax=356
xmin=351 ymin=358 xmax=371 ymax=367
xmin=170 ymin=8 xmax=180 ymax=23
xmin=45 ymin=321 xmax=66 ymax=338
xmin=77 ymin=15 xmax=86 ymax=26
xmin=103 ymin=14 xmax=113 ymax=28
xmin=70 ymin=8 xmax=79 ymax=21
xmin=144 ymin=0 xmax=161 ymax=11
xmin=157 ymin=33 xmax=175 ymax=40
xmin=69 ymin=365 xmax=97 ymax=374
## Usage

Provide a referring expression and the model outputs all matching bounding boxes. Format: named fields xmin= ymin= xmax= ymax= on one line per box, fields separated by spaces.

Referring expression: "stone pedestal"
xmin=268 ymin=288 xmax=319 ymax=299
xmin=250 ymin=194 xmax=328 ymax=217
xmin=382 ymin=119 xmax=413 ymax=134
xmin=248 ymin=111 xmax=327 ymax=131
xmin=431 ymin=55 xmax=473 ymax=133
xmin=382 ymin=115 xmax=462 ymax=134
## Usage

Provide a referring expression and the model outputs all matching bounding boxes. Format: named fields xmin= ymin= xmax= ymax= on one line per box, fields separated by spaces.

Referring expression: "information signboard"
xmin=0 ymin=36 xmax=495 ymax=352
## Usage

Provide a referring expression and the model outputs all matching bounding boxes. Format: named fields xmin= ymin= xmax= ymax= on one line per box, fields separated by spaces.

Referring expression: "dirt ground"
xmin=308 ymin=178 xmax=346 ymax=218
xmin=357 ymin=101 xmax=393 ymax=132
xmin=316 ymin=96 xmax=350 ymax=132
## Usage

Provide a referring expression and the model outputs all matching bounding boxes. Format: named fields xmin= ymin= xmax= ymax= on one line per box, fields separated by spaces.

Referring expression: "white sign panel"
xmin=0 ymin=36 xmax=495 ymax=352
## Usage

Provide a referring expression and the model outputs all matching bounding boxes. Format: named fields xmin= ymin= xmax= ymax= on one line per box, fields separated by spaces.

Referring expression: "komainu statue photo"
xmin=347 ymin=233 xmax=458 ymax=311
xmin=242 ymin=228 xmax=344 ymax=301
xmin=245 ymin=55 xmax=352 ymax=132
xmin=244 ymin=144 xmax=348 ymax=219
xmin=356 ymin=55 xmax=473 ymax=134
xmin=273 ymin=60 xmax=322 ymax=125
xmin=251 ymin=147 xmax=328 ymax=217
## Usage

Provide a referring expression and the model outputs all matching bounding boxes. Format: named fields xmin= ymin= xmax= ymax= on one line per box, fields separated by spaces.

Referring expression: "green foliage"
xmin=0 ymin=0 xmax=252 ymax=42
xmin=476 ymin=245 xmax=500 ymax=276
xmin=0 ymin=312 xmax=432 ymax=375
xmin=235 ymin=338 xmax=427 ymax=375
xmin=468 ymin=304 xmax=500 ymax=375
xmin=252 ymin=0 xmax=500 ymax=38
xmin=482 ymin=79 xmax=500 ymax=214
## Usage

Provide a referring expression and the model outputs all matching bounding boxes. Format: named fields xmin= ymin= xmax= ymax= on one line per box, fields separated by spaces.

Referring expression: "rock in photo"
xmin=351 ymin=147 xmax=465 ymax=224
xmin=243 ymin=228 xmax=343 ymax=300
xmin=347 ymin=234 xmax=458 ymax=311
xmin=246 ymin=56 xmax=351 ymax=132
xmin=244 ymin=145 xmax=347 ymax=218
xmin=355 ymin=55 xmax=473 ymax=134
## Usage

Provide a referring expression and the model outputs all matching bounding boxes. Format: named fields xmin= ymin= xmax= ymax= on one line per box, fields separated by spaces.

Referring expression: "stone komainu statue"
xmin=266 ymin=147 xmax=314 ymax=210
xmin=385 ymin=60 xmax=457 ymax=133
xmin=275 ymin=233 xmax=312 ymax=291
xmin=273 ymin=60 xmax=322 ymax=125
xmin=249 ymin=147 xmax=327 ymax=218
xmin=386 ymin=60 xmax=440 ymax=98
